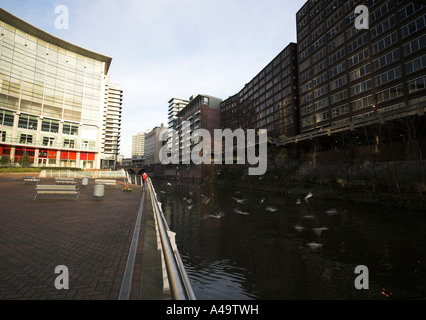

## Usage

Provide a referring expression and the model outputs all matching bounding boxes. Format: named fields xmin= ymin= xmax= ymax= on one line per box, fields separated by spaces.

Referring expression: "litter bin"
xmin=82 ymin=177 xmax=89 ymax=186
xmin=94 ymin=183 xmax=105 ymax=198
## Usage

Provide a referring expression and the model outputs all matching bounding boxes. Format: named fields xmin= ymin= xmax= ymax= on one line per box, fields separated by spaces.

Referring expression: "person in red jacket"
xmin=142 ymin=172 xmax=148 ymax=190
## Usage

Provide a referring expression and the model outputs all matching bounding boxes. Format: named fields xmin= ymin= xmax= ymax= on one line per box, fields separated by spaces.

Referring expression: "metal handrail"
xmin=147 ymin=177 xmax=196 ymax=300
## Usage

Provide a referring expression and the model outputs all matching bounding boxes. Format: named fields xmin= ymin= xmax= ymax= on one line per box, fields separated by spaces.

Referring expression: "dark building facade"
xmin=221 ymin=43 xmax=299 ymax=139
xmin=296 ymin=0 xmax=426 ymax=134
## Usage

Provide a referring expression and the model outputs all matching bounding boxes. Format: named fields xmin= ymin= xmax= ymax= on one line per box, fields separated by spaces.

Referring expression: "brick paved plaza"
xmin=0 ymin=173 xmax=169 ymax=300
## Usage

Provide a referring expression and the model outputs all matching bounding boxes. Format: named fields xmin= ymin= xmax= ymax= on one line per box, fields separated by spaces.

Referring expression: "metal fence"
xmin=42 ymin=169 xmax=127 ymax=179
xmin=147 ymin=177 xmax=196 ymax=300
xmin=126 ymin=171 xmax=195 ymax=300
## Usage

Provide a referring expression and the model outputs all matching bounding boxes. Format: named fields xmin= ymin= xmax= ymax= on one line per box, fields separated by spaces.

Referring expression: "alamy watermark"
xmin=54 ymin=5 xmax=69 ymax=30
xmin=159 ymin=122 xmax=268 ymax=176
xmin=354 ymin=5 xmax=369 ymax=30
xmin=54 ymin=265 xmax=69 ymax=290
xmin=354 ymin=265 xmax=369 ymax=290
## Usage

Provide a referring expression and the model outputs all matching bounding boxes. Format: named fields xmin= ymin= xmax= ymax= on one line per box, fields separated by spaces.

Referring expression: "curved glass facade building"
xmin=0 ymin=8 xmax=116 ymax=169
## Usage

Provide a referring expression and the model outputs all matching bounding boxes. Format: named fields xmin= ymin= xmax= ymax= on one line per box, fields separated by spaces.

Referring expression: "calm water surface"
xmin=152 ymin=178 xmax=426 ymax=300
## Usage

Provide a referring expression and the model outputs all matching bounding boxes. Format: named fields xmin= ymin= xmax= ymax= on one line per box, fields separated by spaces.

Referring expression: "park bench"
xmin=55 ymin=177 xmax=77 ymax=185
xmin=94 ymin=179 xmax=117 ymax=188
xmin=22 ymin=176 xmax=40 ymax=184
xmin=34 ymin=185 xmax=80 ymax=200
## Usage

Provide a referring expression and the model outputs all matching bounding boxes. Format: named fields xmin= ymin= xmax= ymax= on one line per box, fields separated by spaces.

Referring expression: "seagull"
xmin=313 ymin=227 xmax=329 ymax=236
xmin=187 ymin=205 xmax=194 ymax=210
xmin=260 ymin=198 xmax=265 ymax=204
xmin=182 ymin=197 xmax=193 ymax=204
xmin=302 ymin=215 xmax=315 ymax=220
xmin=294 ymin=225 xmax=304 ymax=232
xmin=304 ymin=192 xmax=313 ymax=203
xmin=295 ymin=198 xmax=301 ymax=205
xmin=265 ymin=206 xmax=278 ymax=212
xmin=209 ymin=212 xmax=224 ymax=219
xmin=307 ymin=242 xmax=322 ymax=250
xmin=231 ymin=197 xmax=246 ymax=204
xmin=167 ymin=182 xmax=172 ymax=186
xmin=234 ymin=208 xmax=249 ymax=215
xmin=325 ymin=208 xmax=338 ymax=215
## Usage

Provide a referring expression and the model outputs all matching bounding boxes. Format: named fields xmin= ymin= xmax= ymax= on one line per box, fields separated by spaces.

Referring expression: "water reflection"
xmin=152 ymin=178 xmax=426 ymax=300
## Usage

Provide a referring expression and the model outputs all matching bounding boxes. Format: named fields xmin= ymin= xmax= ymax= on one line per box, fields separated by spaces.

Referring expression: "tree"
xmin=0 ymin=155 xmax=10 ymax=167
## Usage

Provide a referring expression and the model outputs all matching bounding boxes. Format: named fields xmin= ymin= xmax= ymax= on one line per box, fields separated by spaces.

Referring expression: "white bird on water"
xmin=307 ymin=242 xmax=322 ymax=250
xmin=265 ymin=206 xmax=278 ymax=212
xmin=304 ymin=192 xmax=313 ymax=203
xmin=325 ymin=208 xmax=338 ymax=216
xmin=231 ymin=197 xmax=247 ymax=204
xmin=234 ymin=208 xmax=249 ymax=215
xmin=294 ymin=225 xmax=304 ymax=232
xmin=209 ymin=212 xmax=224 ymax=219
xmin=295 ymin=198 xmax=301 ymax=205
xmin=313 ymin=227 xmax=329 ymax=236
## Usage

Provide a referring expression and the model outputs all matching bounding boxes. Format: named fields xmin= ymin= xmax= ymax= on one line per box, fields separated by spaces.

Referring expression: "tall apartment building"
xmin=174 ymin=94 xmax=222 ymax=161
xmin=168 ymin=97 xmax=189 ymax=129
xmin=221 ymin=43 xmax=299 ymax=139
xmin=132 ymin=132 xmax=145 ymax=157
xmin=0 ymin=8 xmax=117 ymax=169
xmin=296 ymin=0 xmax=426 ymax=134
xmin=101 ymin=79 xmax=123 ymax=169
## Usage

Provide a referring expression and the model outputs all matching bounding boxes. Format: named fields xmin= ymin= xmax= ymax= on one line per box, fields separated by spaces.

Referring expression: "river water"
xmin=151 ymin=178 xmax=426 ymax=300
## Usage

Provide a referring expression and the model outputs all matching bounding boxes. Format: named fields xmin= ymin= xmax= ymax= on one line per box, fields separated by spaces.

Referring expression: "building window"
xmin=376 ymin=85 xmax=404 ymax=103
xmin=405 ymin=55 xmax=426 ymax=74
xmin=351 ymin=96 xmax=373 ymax=111
xmin=42 ymin=137 xmax=55 ymax=147
xmin=349 ymin=63 xmax=371 ymax=82
xmin=18 ymin=114 xmax=38 ymax=130
xmin=408 ymin=75 xmax=426 ymax=93
xmin=374 ymin=49 xmax=400 ymax=70
xmin=41 ymin=119 xmax=59 ymax=133
xmin=401 ymin=14 xmax=426 ymax=39
xmin=350 ymin=79 xmax=372 ymax=96
xmin=0 ymin=110 xmax=14 ymax=127
xmin=332 ymin=104 xmax=349 ymax=117
xmin=63 ymin=122 xmax=79 ymax=136
xmin=372 ymin=32 xmax=398 ymax=54
xmin=403 ymin=34 xmax=426 ymax=56
xmin=375 ymin=66 xmax=402 ymax=86
xmin=63 ymin=139 xmax=75 ymax=148
xmin=19 ymin=134 xmax=33 ymax=144
xmin=1 ymin=131 xmax=6 ymax=142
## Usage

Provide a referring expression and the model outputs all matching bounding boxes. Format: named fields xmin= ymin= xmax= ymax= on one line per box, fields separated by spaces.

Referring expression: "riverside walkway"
xmin=0 ymin=173 xmax=171 ymax=300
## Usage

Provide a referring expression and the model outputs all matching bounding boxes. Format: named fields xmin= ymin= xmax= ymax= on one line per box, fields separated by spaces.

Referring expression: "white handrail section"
xmin=147 ymin=177 xmax=196 ymax=300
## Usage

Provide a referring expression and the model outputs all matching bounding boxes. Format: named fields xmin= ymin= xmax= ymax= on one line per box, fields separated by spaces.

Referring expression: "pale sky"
xmin=0 ymin=0 xmax=306 ymax=158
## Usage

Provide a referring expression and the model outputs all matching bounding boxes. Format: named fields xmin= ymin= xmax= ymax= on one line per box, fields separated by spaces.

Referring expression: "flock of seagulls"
xmin=293 ymin=192 xmax=340 ymax=251
xmin=162 ymin=180 xmax=339 ymax=253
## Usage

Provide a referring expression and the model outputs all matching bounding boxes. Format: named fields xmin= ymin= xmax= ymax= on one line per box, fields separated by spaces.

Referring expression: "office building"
xmin=296 ymin=0 xmax=426 ymax=134
xmin=0 ymin=8 xmax=116 ymax=169
xmin=221 ymin=43 xmax=299 ymax=139
xmin=144 ymin=123 xmax=167 ymax=165
xmin=132 ymin=132 xmax=145 ymax=157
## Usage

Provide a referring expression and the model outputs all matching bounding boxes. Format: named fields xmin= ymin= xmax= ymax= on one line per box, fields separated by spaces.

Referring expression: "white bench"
xmin=94 ymin=179 xmax=117 ymax=188
xmin=23 ymin=176 xmax=40 ymax=184
xmin=55 ymin=177 xmax=77 ymax=185
xmin=34 ymin=185 xmax=80 ymax=200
